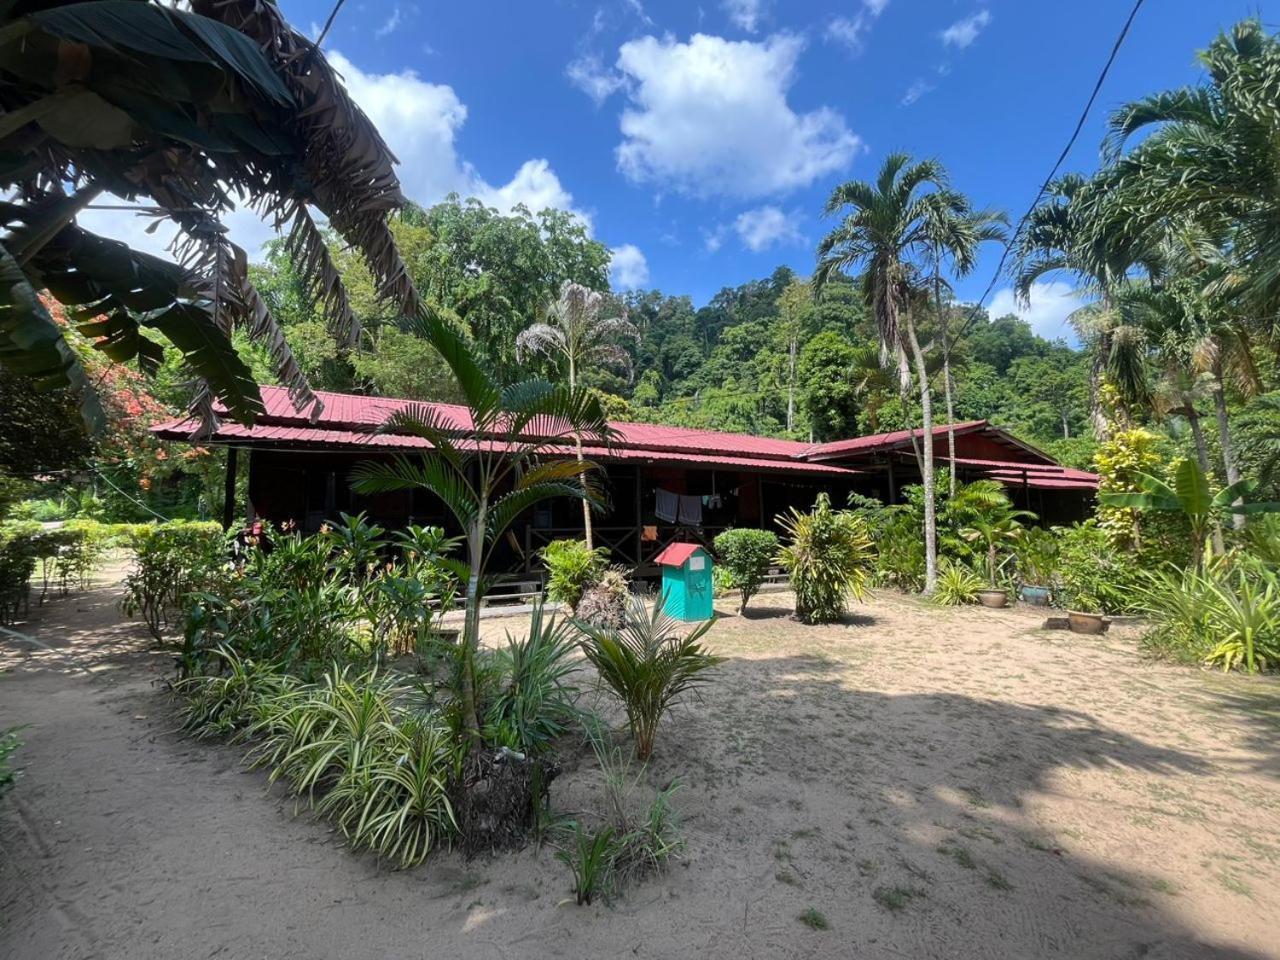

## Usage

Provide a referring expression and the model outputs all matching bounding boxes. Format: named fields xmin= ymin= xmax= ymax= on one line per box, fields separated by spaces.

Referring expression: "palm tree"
xmin=1013 ymin=173 xmax=1163 ymax=440
xmin=1102 ymin=19 xmax=1280 ymax=315
xmin=0 ymin=0 xmax=418 ymax=432
xmin=922 ymin=196 xmax=1008 ymax=496
xmin=353 ymin=310 xmax=615 ymax=741
xmin=1099 ymin=458 xmax=1280 ymax=571
xmin=815 ymin=153 xmax=968 ymax=593
xmin=515 ymin=282 xmax=638 ymax=547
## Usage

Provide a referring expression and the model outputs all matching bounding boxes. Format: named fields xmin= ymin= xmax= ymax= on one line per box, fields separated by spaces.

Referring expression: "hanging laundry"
xmin=678 ymin=494 xmax=703 ymax=525
xmin=655 ymin=487 xmax=679 ymax=523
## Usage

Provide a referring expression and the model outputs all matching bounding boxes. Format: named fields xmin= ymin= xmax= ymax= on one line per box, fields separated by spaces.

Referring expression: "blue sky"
xmin=85 ymin=0 xmax=1268 ymax=342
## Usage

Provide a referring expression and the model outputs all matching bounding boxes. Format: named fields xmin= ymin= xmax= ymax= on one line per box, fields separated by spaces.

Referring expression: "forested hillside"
xmin=245 ymin=197 xmax=1096 ymax=465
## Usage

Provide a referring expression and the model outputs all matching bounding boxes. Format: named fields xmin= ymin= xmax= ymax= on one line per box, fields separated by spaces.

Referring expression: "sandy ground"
xmin=2 ymin=575 xmax=1279 ymax=960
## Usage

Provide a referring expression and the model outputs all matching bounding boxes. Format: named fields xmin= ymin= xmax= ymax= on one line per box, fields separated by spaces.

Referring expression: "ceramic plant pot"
xmin=1067 ymin=611 xmax=1107 ymax=635
xmin=977 ymin=589 xmax=1009 ymax=608
xmin=1020 ymin=584 xmax=1051 ymax=607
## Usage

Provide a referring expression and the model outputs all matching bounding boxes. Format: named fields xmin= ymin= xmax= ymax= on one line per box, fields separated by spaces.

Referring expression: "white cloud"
xmin=826 ymin=0 xmax=889 ymax=55
xmin=566 ymin=53 xmax=626 ymax=106
xmin=375 ymin=4 xmax=401 ymax=38
xmin=722 ymin=0 xmax=765 ymax=32
xmin=609 ymin=244 xmax=650 ymax=289
xmin=614 ymin=33 xmax=860 ymax=199
xmin=77 ymin=51 xmax=595 ymax=261
xmin=987 ymin=281 xmax=1084 ymax=343
xmin=940 ymin=9 xmax=990 ymax=49
xmin=901 ymin=77 xmax=935 ymax=106
xmin=733 ymin=205 xmax=801 ymax=251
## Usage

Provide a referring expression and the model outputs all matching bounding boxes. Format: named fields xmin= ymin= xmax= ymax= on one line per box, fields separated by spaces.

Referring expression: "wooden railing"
xmin=523 ymin=524 xmax=731 ymax=573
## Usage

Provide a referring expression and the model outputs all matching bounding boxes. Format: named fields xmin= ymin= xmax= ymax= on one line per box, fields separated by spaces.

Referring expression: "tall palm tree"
xmin=922 ymin=196 xmax=1008 ymax=496
xmin=515 ymin=282 xmax=638 ymax=547
xmin=816 ymin=153 xmax=958 ymax=593
xmin=353 ymin=308 xmax=615 ymax=741
xmin=1013 ymin=173 xmax=1163 ymax=441
xmin=1102 ymin=19 xmax=1280 ymax=316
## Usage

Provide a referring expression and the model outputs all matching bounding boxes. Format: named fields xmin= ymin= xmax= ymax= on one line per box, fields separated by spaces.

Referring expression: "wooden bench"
xmin=479 ymin=578 xmax=543 ymax=608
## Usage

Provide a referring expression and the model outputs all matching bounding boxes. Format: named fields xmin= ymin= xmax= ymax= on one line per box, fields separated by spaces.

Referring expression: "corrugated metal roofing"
xmin=152 ymin=385 xmax=1094 ymax=488
xmin=653 ymin=542 xmax=706 ymax=567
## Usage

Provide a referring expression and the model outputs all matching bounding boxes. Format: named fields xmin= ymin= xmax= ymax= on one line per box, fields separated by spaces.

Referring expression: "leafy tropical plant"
xmin=776 ymin=493 xmax=875 ymax=624
xmin=574 ymin=595 xmax=722 ymax=760
xmin=122 ymin=521 xmax=226 ymax=641
xmin=1099 ymin=458 xmax=1280 ymax=570
xmin=959 ymin=495 xmax=1034 ymax=589
xmin=517 ymin=282 xmax=638 ymax=546
xmin=1202 ymin=566 xmax=1280 ymax=674
xmin=816 ymin=154 xmax=980 ymax=593
xmin=713 ymin=527 xmax=779 ymax=614
xmin=541 ymin=539 xmax=608 ymax=610
xmin=1054 ymin=521 xmax=1144 ymax=614
xmin=350 ymin=310 xmax=615 ymax=743
xmin=557 ymin=823 xmax=617 ymax=906
xmin=0 ymin=0 xmax=430 ymax=431
xmin=484 ymin=602 xmax=582 ymax=757
xmin=1017 ymin=526 xmax=1060 ymax=588
xmin=932 ymin=560 xmax=984 ymax=606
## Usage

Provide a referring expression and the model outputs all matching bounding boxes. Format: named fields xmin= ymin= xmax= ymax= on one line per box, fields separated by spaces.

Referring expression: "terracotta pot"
xmin=1067 ymin=611 xmax=1107 ymax=635
xmin=1020 ymin=584 xmax=1051 ymax=607
xmin=977 ymin=589 xmax=1008 ymax=608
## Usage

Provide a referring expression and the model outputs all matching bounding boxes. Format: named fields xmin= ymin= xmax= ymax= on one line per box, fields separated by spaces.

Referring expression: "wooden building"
xmin=154 ymin=386 xmax=1097 ymax=575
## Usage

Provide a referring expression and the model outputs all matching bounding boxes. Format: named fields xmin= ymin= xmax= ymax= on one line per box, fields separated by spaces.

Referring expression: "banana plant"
xmin=1099 ymin=458 xmax=1280 ymax=570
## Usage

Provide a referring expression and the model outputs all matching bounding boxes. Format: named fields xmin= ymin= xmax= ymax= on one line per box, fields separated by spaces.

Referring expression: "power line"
xmin=953 ymin=0 xmax=1149 ymax=345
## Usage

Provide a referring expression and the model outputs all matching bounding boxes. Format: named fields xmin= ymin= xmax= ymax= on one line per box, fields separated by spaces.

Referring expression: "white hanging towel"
xmin=655 ymin=488 xmax=679 ymax=523
xmin=678 ymin=494 xmax=703 ymax=525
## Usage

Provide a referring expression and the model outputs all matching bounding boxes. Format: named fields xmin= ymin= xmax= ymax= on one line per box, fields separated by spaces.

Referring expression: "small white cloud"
xmin=987 ymin=281 xmax=1083 ymax=343
xmin=722 ymin=0 xmax=765 ymax=32
xmin=375 ymin=4 xmax=401 ymax=38
xmin=940 ymin=9 xmax=990 ymax=49
xmin=622 ymin=0 xmax=654 ymax=26
xmin=567 ymin=53 xmax=626 ymax=106
xmin=307 ymin=20 xmax=322 ymax=41
xmin=703 ymin=226 xmax=727 ymax=253
xmin=733 ymin=205 xmax=801 ymax=252
xmin=901 ymin=78 xmax=934 ymax=106
xmin=609 ymin=244 xmax=650 ymax=289
xmin=474 ymin=159 xmax=587 ymax=225
xmin=825 ymin=0 xmax=889 ymax=55
xmin=614 ymin=33 xmax=860 ymax=199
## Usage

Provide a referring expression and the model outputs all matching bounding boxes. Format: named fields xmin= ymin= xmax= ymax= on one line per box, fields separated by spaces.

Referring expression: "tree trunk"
xmin=1210 ymin=357 xmax=1244 ymax=531
xmin=1089 ymin=332 xmax=1111 ymax=442
xmin=569 ymin=356 xmax=594 ymax=548
xmin=1186 ymin=407 xmax=1224 ymax=557
xmin=903 ymin=314 xmax=937 ymax=594
xmin=944 ymin=357 xmax=957 ymax=499
xmin=460 ymin=526 xmax=483 ymax=742
xmin=787 ymin=335 xmax=797 ymax=434
xmin=934 ymin=263 xmax=957 ymax=500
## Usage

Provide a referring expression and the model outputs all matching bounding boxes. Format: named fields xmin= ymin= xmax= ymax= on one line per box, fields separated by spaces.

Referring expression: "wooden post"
xmin=757 ymin=474 xmax=766 ymax=529
xmin=886 ymin=458 xmax=897 ymax=504
xmin=222 ymin=446 xmax=238 ymax=530
xmin=633 ymin=467 xmax=643 ymax=568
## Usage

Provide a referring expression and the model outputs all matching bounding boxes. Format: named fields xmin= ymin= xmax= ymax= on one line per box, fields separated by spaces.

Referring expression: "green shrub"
xmin=1017 ymin=526 xmax=1060 ymax=587
xmin=777 ymin=493 xmax=875 ymax=624
xmin=1054 ymin=521 xmax=1144 ymax=614
xmin=574 ymin=595 xmax=721 ymax=760
xmin=0 ymin=521 xmax=39 ymax=622
xmin=123 ymin=521 xmax=226 ymax=641
xmin=484 ymin=602 xmax=582 ymax=756
xmin=557 ymin=822 xmax=616 ymax=905
xmin=711 ymin=564 xmax=738 ymax=598
xmin=932 ymin=560 xmax=984 ymax=606
xmin=713 ymin=527 xmax=779 ymax=613
xmin=1136 ymin=560 xmax=1280 ymax=673
xmin=541 ymin=539 xmax=607 ymax=609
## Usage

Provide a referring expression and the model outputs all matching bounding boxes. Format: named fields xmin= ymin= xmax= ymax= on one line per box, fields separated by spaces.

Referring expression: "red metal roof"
xmin=151 ymin=385 xmax=1094 ymax=488
xmin=653 ymin=542 xmax=706 ymax=567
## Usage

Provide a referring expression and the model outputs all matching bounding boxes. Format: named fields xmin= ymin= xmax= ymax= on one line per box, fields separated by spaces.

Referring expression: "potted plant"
xmin=1066 ymin=595 xmax=1107 ymax=635
xmin=1017 ymin=527 xmax=1059 ymax=607
xmin=961 ymin=506 xmax=1034 ymax=609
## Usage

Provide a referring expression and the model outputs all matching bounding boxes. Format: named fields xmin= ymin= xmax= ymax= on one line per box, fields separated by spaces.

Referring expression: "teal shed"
xmin=654 ymin=542 xmax=714 ymax=621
